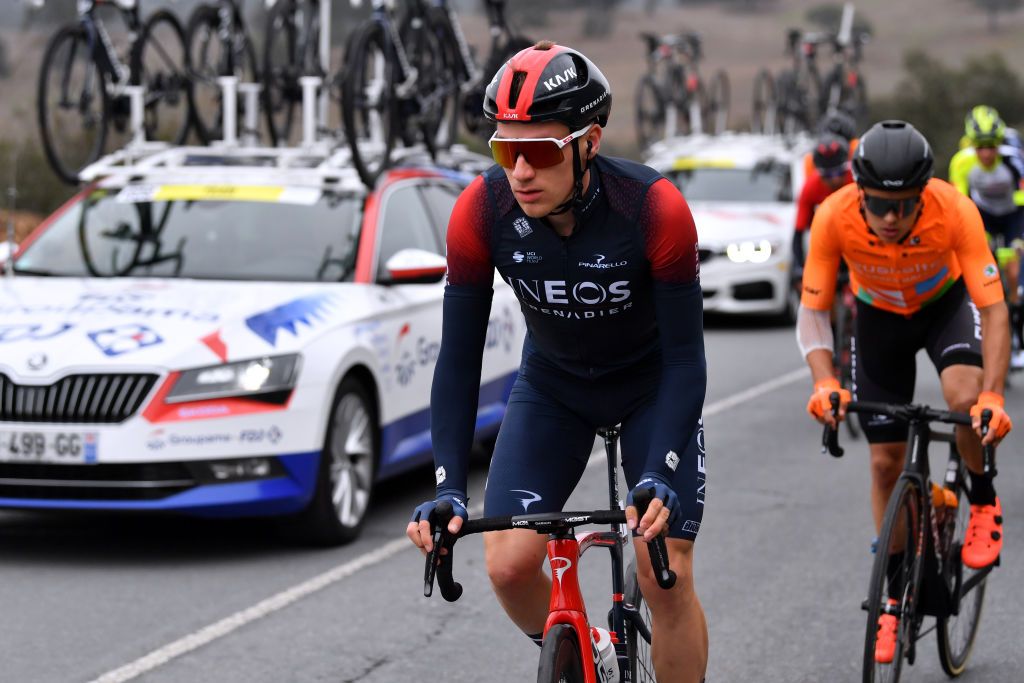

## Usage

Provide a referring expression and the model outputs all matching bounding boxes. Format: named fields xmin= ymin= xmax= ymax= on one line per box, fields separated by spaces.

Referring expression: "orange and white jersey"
xmin=801 ymin=178 xmax=1003 ymax=315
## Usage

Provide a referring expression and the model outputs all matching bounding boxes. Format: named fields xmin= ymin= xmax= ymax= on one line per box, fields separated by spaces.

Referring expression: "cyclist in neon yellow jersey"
xmin=949 ymin=105 xmax=1024 ymax=368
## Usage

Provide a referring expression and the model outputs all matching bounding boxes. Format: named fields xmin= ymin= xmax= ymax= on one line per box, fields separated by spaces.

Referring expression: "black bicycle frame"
xmin=79 ymin=0 xmax=140 ymax=86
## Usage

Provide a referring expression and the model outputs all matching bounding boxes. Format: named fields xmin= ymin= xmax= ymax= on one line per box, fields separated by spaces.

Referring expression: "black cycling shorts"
xmin=978 ymin=206 xmax=1024 ymax=246
xmin=852 ymin=279 xmax=983 ymax=443
xmin=483 ymin=362 xmax=706 ymax=541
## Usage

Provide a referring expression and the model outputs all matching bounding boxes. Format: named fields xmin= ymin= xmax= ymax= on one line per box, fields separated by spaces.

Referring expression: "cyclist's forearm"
xmin=806 ymin=348 xmax=836 ymax=384
xmin=429 ymin=286 xmax=493 ymax=495
xmin=644 ymin=281 xmax=706 ymax=480
xmin=979 ymin=301 xmax=1010 ymax=395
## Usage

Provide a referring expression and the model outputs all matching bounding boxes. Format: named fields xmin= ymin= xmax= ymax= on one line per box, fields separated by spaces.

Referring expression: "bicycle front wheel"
xmin=751 ymin=68 xmax=776 ymax=134
xmin=537 ymin=624 xmax=586 ymax=683
xmin=37 ymin=24 xmax=109 ymax=184
xmin=341 ymin=20 xmax=396 ymax=187
xmin=863 ymin=477 xmax=926 ymax=683
xmin=133 ymin=10 xmax=192 ymax=146
xmin=625 ymin=558 xmax=656 ymax=682
xmin=263 ymin=0 xmax=300 ymax=146
xmin=707 ymin=70 xmax=730 ymax=135
xmin=936 ymin=465 xmax=987 ymax=676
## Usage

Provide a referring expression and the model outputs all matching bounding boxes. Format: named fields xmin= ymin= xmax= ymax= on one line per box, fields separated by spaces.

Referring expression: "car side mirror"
xmin=380 ymin=248 xmax=447 ymax=285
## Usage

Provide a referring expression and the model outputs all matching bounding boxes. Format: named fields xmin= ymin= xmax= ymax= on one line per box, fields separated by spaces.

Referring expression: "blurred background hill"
xmin=2 ymin=0 xmax=1023 ymax=227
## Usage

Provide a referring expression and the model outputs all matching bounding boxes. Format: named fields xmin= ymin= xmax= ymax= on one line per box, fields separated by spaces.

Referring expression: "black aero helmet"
xmin=852 ymin=120 xmax=934 ymax=191
xmin=812 ymin=133 xmax=850 ymax=172
xmin=817 ymin=110 xmax=858 ymax=142
xmin=483 ymin=42 xmax=612 ymax=130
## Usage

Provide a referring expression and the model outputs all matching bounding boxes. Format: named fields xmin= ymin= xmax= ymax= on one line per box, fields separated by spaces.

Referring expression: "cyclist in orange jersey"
xmin=797 ymin=121 xmax=1011 ymax=660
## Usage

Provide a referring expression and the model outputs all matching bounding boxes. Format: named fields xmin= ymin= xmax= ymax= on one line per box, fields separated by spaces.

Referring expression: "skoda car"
xmin=0 ymin=144 xmax=524 ymax=544
xmin=645 ymin=133 xmax=811 ymax=321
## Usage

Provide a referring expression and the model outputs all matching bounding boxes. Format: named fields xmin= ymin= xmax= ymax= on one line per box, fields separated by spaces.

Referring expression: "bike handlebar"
xmin=820 ymin=393 xmax=996 ymax=468
xmin=424 ymin=490 xmax=677 ymax=602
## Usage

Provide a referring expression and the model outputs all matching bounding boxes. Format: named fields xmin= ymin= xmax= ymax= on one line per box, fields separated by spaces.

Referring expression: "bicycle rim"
xmin=863 ymin=478 xmax=924 ymax=683
xmin=751 ymin=70 xmax=775 ymax=135
xmin=537 ymin=624 xmax=586 ymax=683
xmin=937 ymin=470 xmax=987 ymax=676
xmin=37 ymin=25 xmax=108 ymax=184
xmin=134 ymin=11 xmax=192 ymax=146
xmin=625 ymin=558 xmax=656 ymax=682
xmin=341 ymin=21 xmax=395 ymax=186
xmin=708 ymin=71 xmax=730 ymax=135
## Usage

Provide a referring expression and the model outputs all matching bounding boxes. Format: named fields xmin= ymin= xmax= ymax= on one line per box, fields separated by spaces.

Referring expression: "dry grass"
xmin=0 ymin=210 xmax=45 ymax=243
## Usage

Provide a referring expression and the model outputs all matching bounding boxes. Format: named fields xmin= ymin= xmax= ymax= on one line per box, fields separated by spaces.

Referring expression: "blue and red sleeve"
xmin=429 ymin=176 xmax=497 ymax=499
xmin=638 ymin=179 xmax=707 ymax=484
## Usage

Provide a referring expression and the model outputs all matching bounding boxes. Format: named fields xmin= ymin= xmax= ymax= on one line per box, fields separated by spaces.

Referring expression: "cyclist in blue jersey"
xmin=407 ymin=42 xmax=709 ymax=682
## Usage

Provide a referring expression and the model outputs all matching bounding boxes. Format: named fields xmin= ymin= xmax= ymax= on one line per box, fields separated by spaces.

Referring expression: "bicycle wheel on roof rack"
xmin=635 ymin=73 xmax=665 ymax=150
xmin=707 ymin=70 xmax=730 ymax=135
xmin=751 ymin=68 xmax=776 ymax=135
xmin=263 ymin=0 xmax=302 ymax=146
xmin=133 ymin=9 xmax=193 ymax=147
xmin=537 ymin=624 xmax=586 ymax=683
xmin=37 ymin=25 xmax=109 ymax=184
xmin=341 ymin=20 xmax=396 ymax=187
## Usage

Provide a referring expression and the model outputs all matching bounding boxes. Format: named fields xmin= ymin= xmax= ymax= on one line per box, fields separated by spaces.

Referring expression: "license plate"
xmin=0 ymin=431 xmax=98 ymax=464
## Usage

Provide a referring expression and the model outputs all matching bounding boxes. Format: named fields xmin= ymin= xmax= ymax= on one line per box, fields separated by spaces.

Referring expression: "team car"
xmin=0 ymin=142 xmax=524 ymax=545
xmin=645 ymin=132 xmax=811 ymax=321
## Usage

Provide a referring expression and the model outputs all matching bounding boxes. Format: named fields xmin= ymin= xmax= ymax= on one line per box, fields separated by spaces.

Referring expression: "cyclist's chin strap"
xmin=546 ymin=140 xmax=592 ymax=218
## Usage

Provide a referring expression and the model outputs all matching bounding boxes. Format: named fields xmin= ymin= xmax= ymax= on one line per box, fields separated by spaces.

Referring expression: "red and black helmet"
xmin=812 ymin=133 xmax=850 ymax=173
xmin=483 ymin=42 xmax=612 ymax=130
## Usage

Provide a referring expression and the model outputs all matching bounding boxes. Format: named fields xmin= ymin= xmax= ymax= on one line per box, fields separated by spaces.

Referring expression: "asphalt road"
xmin=2 ymin=316 xmax=1022 ymax=683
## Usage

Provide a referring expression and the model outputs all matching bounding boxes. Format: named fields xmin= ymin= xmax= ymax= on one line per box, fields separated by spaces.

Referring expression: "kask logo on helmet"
xmin=542 ymin=65 xmax=578 ymax=92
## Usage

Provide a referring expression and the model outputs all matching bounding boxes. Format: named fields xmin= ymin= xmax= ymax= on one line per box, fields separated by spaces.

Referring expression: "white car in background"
xmin=645 ymin=133 xmax=812 ymax=321
xmin=0 ymin=144 xmax=524 ymax=545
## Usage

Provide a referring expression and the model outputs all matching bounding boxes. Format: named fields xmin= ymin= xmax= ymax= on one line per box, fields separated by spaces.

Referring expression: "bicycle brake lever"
xmin=821 ymin=391 xmax=844 ymax=458
xmin=423 ymin=501 xmax=464 ymax=602
xmin=631 ymin=488 xmax=677 ymax=590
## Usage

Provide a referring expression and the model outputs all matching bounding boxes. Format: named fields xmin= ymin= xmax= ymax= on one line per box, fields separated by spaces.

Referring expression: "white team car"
xmin=0 ymin=144 xmax=524 ymax=544
xmin=645 ymin=132 xmax=812 ymax=321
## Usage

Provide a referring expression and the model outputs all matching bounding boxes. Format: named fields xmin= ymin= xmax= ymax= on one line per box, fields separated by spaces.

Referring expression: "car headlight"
xmin=166 ymin=354 xmax=301 ymax=404
xmin=725 ymin=239 xmax=779 ymax=264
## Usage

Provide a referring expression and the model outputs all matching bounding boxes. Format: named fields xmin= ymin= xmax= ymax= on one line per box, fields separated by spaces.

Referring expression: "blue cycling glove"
xmin=627 ymin=473 xmax=681 ymax=528
xmin=410 ymin=490 xmax=469 ymax=531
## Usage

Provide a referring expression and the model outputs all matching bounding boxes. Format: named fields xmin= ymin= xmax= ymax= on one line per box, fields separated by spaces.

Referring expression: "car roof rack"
xmin=79 ymin=76 xmax=493 ymax=190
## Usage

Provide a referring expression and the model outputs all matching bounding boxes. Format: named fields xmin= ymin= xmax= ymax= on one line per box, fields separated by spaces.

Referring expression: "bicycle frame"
xmin=367 ymin=0 xmax=418 ymax=96
xmin=78 ymin=0 xmax=140 ymax=92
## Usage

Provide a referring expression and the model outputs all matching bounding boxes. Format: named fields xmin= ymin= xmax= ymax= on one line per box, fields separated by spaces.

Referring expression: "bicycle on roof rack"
xmin=822 ymin=396 xmax=996 ymax=683
xmin=184 ymin=0 xmax=265 ymax=145
xmin=774 ymin=28 xmax=827 ymax=136
xmin=818 ymin=3 xmax=869 ymax=126
xmin=36 ymin=0 xmax=193 ymax=184
xmin=423 ymin=427 xmax=675 ymax=682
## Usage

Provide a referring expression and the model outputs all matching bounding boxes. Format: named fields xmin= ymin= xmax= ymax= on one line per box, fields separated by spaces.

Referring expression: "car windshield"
xmin=667 ymin=165 xmax=792 ymax=203
xmin=14 ymin=187 xmax=362 ymax=282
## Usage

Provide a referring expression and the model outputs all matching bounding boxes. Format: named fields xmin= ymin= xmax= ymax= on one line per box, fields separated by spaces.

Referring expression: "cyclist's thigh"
xmin=854 ymin=299 xmax=920 ymax=443
xmin=620 ymin=400 xmax=706 ymax=542
xmin=483 ymin=376 xmax=596 ymax=517
xmin=923 ymin=279 xmax=984 ymax=373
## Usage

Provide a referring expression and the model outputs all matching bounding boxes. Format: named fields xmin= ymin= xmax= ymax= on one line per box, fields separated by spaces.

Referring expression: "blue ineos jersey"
xmin=431 ymin=155 xmax=707 ymax=496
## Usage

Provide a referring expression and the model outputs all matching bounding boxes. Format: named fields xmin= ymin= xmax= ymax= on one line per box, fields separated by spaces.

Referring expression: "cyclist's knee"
xmin=635 ymin=539 xmax=697 ymax=610
xmin=483 ymin=530 xmax=547 ymax=592
xmin=869 ymin=443 xmax=904 ymax=486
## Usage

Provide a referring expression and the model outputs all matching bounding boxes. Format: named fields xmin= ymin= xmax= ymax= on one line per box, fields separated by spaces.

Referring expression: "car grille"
xmin=0 ymin=373 xmax=159 ymax=424
xmin=0 ymin=462 xmax=195 ymax=501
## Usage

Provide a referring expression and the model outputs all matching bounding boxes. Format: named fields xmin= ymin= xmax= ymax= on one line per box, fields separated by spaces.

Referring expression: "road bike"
xmin=775 ymin=28 xmax=825 ymax=136
xmin=341 ymin=0 xmax=450 ymax=186
xmin=185 ymin=0 xmax=262 ymax=143
xmin=823 ymin=397 xmax=996 ymax=682
xmin=429 ymin=0 xmax=533 ymax=145
xmin=424 ymin=427 xmax=677 ymax=682
xmin=818 ymin=3 xmax=869 ymax=125
xmin=634 ymin=31 xmax=729 ymax=149
xmin=36 ymin=0 xmax=193 ymax=184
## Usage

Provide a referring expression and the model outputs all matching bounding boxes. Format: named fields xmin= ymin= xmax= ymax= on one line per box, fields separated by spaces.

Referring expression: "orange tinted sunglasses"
xmin=489 ymin=124 xmax=593 ymax=169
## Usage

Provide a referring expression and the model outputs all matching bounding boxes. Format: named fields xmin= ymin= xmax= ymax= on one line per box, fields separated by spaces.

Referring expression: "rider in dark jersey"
xmin=407 ymin=42 xmax=709 ymax=682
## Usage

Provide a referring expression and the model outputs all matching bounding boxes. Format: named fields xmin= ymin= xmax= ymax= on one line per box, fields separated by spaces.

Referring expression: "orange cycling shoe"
xmin=962 ymin=497 xmax=1003 ymax=569
xmin=874 ymin=599 xmax=899 ymax=664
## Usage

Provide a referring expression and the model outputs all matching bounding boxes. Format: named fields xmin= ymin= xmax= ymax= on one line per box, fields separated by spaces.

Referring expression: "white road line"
xmin=90 ymin=366 xmax=809 ymax=683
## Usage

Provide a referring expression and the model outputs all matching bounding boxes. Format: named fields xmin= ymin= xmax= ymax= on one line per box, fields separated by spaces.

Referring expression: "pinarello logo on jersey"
xmin=578 ymin=253 xmax=627 ymax=269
